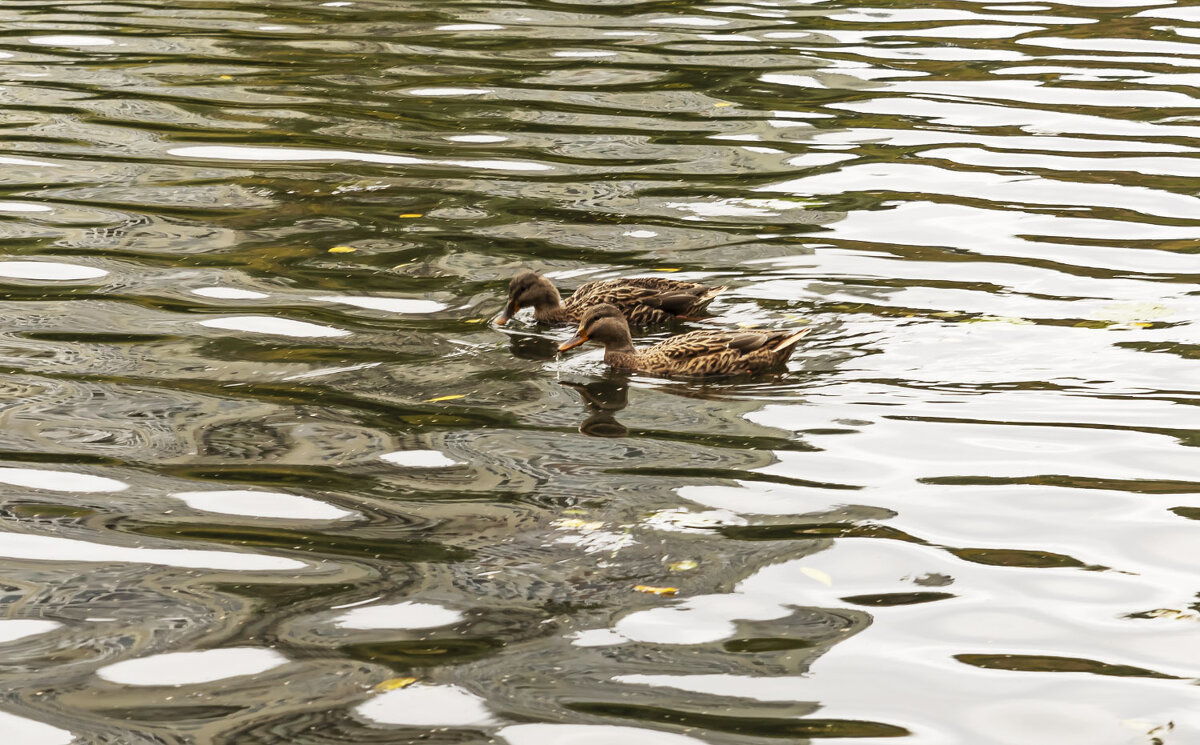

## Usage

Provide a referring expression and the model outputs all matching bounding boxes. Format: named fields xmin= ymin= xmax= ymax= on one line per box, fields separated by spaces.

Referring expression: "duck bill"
xmin=558 ymin=333 xmax=588 ymax=352
xmin=496 ymin=301 xmax=519 ymax=326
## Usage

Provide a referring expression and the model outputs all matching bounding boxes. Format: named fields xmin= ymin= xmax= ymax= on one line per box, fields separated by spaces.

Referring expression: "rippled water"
xmin=0 ymin=0 xmax=1197 ymax=743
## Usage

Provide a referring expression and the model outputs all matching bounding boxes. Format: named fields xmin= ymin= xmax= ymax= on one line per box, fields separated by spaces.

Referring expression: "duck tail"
xmin=772 ymin=327 xmax=811 ymax=352
xmin=696 ymin=285 xmax=726 ymax=307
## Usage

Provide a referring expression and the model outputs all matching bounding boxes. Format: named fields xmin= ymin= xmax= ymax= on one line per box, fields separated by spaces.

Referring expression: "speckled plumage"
xmin=497 ymin=272 xmax=724 ymax=326
xmin=559 ymin=304 xmax=810 ymax=377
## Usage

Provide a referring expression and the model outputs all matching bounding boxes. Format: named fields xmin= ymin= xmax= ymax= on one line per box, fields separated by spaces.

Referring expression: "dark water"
xmin=0 ymin=0 xmax=1197 ymax=743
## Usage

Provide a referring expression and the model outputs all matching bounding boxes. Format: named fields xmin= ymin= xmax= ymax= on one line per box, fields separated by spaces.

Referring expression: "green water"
xmin=0 ymin=0 xmax=1196 ymax=743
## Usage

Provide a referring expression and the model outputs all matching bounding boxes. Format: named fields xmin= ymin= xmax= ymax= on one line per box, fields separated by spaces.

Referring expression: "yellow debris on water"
xmin=399 ymin=213 xmax=423 ymax=218
xmin=328 ymin=246 xmax=356 ymax=253
xmin=425 ymin=393 xmax=466 ymax=402
xmin=654 ymin=268 xmax=681 ymax=272
xmin=1096 ymin=321 xmax=1155 ymax=330
xmin=375 ymin=677 xmax=417 ymax=692
xmin=218 ymin=75 xmax=233 ymax=80
xmin=464 ymin=318 xmax=486 ymax=323
xmin=797 ymin=566 xmax=833 ymax=586
xmin=714 ymin=102 xmax=734 ymax=107
xmin=634 ymin=585 xmax=678 ymax=596
xmin=554 ymin=518 xmax=604 ymax=531
xmin=669 ymin=560 xmax=698 ymax=572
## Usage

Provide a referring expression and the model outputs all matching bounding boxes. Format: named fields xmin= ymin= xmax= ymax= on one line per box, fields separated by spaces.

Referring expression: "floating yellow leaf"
xmin=218 ymin=75 xmax=233 ymax=81
xmin=797 ymin=567 xmax=833 ymax=586
xmin=328 ymin=246 xmax=356 ymax=253
xmin=654 ymin=268 xmax=681 ymax=272
xmin=714 ymin=102 xmax=734 ymax=107
xmin=634 ymin=585 xmax=678 ymax=596
xmin=464 ymin=318 xmax=486 ymax=324
xmin=399 ymin=213 xmax=423 ymax=218
xmin=669 ymin=560 xmax=698 ymax=572
xmin=554 ymin=518 xmax=604 ymax=531
xmin=375 ymin=677 xmax=417 ymax=691
xmin=425 ymin=393 xmax=466 ymax=402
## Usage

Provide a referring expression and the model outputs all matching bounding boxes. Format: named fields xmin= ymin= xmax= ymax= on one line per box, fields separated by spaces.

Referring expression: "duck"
xmin=558 ymin=303 xmax=809 ymax=377
xmin=496 ymin=271 xmax=725 ymax=327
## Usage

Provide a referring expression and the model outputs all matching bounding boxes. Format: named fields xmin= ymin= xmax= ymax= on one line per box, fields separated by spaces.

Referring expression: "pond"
xmin=0 ymin=0 xmax=1196 ymax=743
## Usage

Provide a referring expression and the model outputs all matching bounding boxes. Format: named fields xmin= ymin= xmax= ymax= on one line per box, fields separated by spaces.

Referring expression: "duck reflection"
xmin=560 ymin=376 xmax=630 ymax=437
xmin=507 ymin=331 xmax=561 ymax=361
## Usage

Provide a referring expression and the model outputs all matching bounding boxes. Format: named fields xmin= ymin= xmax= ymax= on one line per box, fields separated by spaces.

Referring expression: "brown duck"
xmin=558 ymin=303 xmax=810 ymax=377
xmin=496 ymin=271 xmax=724 ymax=326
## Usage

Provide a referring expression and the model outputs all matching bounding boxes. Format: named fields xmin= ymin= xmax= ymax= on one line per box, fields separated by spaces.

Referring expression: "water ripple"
xmin=0 ymin=0 xmax=1195 ymax=742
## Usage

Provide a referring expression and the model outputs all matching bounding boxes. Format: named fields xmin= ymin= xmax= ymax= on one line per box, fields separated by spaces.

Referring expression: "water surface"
xmin=0 ymin=0 xmax=1197 ymax=743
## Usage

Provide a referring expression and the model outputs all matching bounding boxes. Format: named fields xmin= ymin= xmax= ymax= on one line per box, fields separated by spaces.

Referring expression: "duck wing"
xmin=642 ymin=328 xmax=809 ymax=376
xmin=571 ymin=278 xmax=723 ymax=318
xmin=650 ymin=330 xmax=746 ymax=360
xmin=638 ymin=291 xmax=716 ymax=315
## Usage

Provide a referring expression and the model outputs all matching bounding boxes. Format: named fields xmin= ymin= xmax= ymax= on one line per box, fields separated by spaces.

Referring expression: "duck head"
xmin=558 ymin=303 xmax=633 ymax=352
xmin=497 ymin=271 xmax=562 ymax=325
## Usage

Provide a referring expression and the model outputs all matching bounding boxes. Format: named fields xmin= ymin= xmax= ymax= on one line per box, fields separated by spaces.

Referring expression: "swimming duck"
xmin=558 ymin=303 xmax=809 ymax=377
xmin=496 ymin=271 xmax=725 ymax=326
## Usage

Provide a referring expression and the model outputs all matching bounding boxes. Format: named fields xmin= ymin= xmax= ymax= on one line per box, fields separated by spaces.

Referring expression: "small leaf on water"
xmin=669 ymin=560 xmax=698 ymax=572
xmin=375 ymin=677 xmax=417 ymax=692
xmin=655 ymin=268 xmax=681 ymax=272
xmin=798 ymin=567 xmax=833 ymax=586
xmin=464 ymin=318 xmax=486 ymax=324
xmin=713 ymin=102 xmax=734 ymax=107
xmin=218 ymin=75 xmax=233 ymax=80
xmin=328 ymin=246 xmax=356 ymax=253
xmin=399 ymin=213 xmax=423 ymax=218
xmin=554 ymin=518 xmax=604 ymax=531
xmin=425 ymin=394 xmax=466 ymax=402
xmin=634 ymin=585 xmax=678 ymax=596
